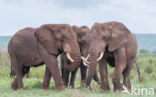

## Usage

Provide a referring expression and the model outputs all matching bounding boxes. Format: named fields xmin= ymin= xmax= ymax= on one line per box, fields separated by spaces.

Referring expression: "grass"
xmin=0 ymin=76 xmax=156 ymax=97
xmin=0 ymin=50 xmax=156 ymax=97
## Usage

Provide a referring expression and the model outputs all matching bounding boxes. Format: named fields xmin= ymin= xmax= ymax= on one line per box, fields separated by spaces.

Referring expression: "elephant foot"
xmin=101 ymin=86 xmax=110 ymax=92
xmin=69 ymin=85 xmax=74 ymax=89
xmin=43 ymin=87 xmax=50 ymax=91
xmin=123 ymin=83 xmax=131 ymax=90
xmin=87 ymin=86 xmax=92 ymax=90
xmin=114 ymin=85 xmax=124 ymax=92
xmin=56 ymin=86 xmax=64 ymax=91
xmin=11 ymin=82 xmax=18 ymax=90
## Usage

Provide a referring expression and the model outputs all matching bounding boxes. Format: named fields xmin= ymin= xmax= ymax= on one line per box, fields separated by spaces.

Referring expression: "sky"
xmin=0 ymin=0 xmax=156 ymax=36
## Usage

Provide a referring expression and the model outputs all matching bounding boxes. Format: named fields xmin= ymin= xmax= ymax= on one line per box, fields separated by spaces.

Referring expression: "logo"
xmin=122 ymin=85 xmax=154 ymax=96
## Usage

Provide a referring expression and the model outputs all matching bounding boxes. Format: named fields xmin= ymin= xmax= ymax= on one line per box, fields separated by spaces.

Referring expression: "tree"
xmin=139 ymin=49 xmax=150 ymax=55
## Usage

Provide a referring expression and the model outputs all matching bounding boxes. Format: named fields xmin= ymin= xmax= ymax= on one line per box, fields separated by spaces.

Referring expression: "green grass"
xmin=0 ymin=50 xmax=156 ymax=97
xmin=0 ymin=77 xmax=156 ymax=97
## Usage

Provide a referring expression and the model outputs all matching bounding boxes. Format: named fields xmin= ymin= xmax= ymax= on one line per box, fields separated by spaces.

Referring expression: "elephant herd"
xmin=8 ymin=21 xmax=138 ymax=92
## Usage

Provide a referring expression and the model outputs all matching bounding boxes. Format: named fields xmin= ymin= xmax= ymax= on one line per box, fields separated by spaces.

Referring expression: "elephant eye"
xmin=82 ymin=32 xmax=86 ymax=36
xmin=102 ymin=36 xmax=107 ymax=40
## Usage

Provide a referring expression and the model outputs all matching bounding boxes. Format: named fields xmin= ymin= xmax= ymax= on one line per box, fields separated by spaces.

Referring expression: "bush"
xmin=0 ymin=50 xmax=10 ymax=67
xmin=139 ymin=49 xmax=150 ymax=55
xmin=144 ymin=66 xmax=153 ymax=73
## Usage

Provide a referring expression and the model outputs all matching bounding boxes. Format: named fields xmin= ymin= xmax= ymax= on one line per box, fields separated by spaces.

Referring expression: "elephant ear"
xmin=72 ymin=25 xmax=80 ymax=33
xmin=108 ymin=23 xmax=130 ymax=52
xmin=72 ymin=25 xmax=82 ymax=42
xmin=35 ymin=28 xmax=58 ymax=55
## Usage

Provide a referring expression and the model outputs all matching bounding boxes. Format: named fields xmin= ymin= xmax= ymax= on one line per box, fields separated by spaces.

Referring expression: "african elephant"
xmin=8 ymin=24 xmax=81 ymax=91
xmin=86 ymin=21 xmax=138 ymax=92
xmin=60 ymin=25 xmax=100 ymax=88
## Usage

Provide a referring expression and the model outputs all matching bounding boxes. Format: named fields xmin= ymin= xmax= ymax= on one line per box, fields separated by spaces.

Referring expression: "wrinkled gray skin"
xmin=86 ymin=21 xmax=138 ymax=92
xmin=8 ymin=24 xmax=81 ymax=91
xmin=61 ymin=25 xmax=100 ymax=88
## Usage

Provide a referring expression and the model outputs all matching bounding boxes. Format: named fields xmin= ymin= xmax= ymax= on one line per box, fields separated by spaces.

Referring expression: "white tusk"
xmin=82 ymin=61 xmax=89 ymax=67
xmin=81 ymin=56 xmax=89 ymax=64
xmin=97 ymin=52 xmax=104 ymax=61
xmin=66 ymin=53 xmax=74 ymax=62
xmin=86 ymin=54 xmax=90 ymax=60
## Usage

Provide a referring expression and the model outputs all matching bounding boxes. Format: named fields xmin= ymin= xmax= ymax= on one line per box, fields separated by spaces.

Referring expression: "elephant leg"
xmin=10 ymin=57 xmax=18 ymax=90
xmin=44 ymin=54 xmax=63 ymax=91
xmin=42 ymin=66 xmax=52 ymax=90
xmin=17 ymin=66 xmax=30 ymax=89
xmin=112 ymin=48 xmax=126 ymax=92
xmin=93 ymin=70 xmax=101 ymax=85
xmin=61 ymin=68 xmax=65 ymax=82
xmin=12 ymin=66 xmax=29 ymax=90
xmin=60 ymin=55 xmax=65 ymax=83
xmin=64 ymin=69 xmax=70 ymax=87
xmin=69 ymin=68 xmax=78 ymax=88
xmin=16 ymin=68 xmax=24 ymax=90
xmin=11 ymin=78 xmax=18 ymax=90
xmin=80 ymin=61 xmax=87 ymax=85
xmin=11 ymin=57 xmax=25 ymax=90
xmin=99 ymin=59 xmax=110 ymax=92
xmin=122 ymin=58 xmax=135 ymax=90
xmin=23 ymin=66 xmax=30 ymax=78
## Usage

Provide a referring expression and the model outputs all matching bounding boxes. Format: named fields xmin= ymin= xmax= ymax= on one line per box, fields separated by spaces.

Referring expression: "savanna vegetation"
xmin=0 ymin=49 xmax=156 ymax=97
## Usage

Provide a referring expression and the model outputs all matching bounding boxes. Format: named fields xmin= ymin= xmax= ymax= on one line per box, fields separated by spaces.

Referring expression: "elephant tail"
xmin=10 ymin=65 xmax=16 ymax=78
xmin=135 ymin=61 xmax=141 ymax=82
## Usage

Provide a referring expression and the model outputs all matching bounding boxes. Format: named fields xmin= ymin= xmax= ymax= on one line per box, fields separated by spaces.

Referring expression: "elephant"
xmin=86 ymin=21 xmax=138 ymax=92
xmin=8 ymin=24 xmax=81 ymax=91
xmin=60 ymin=25 xmax=100 ymax=88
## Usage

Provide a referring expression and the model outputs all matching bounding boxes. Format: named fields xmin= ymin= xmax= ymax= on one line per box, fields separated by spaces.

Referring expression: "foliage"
xmin=139 ymin=49 xmax=150 ymax=55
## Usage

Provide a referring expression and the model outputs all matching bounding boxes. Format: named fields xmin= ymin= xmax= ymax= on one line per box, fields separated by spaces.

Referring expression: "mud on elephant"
xmin=8 ymin=24 xmax=81 ymax=91
xmin=61 ymin=25 xmax=100 ymax=88
xmin=86 ymin=21 xmax=138 ymax=92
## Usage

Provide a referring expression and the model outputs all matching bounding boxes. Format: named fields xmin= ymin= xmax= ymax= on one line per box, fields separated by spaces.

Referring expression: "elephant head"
xmin=86 ymin=21 xmax=131 ymax=85
xmin=72 ymin=25 xmax=91 ymax=67
xmin=35 ymin=24 xmax=81 ymax=71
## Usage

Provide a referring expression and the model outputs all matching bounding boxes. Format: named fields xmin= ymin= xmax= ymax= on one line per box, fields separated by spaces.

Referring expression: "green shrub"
xmin=144 ymin=66 xmax=153 ymax=73
xmin=149 ymin=58 xmax=153 ymax=64
xmin=139 ymin=49 xmax=150 ymax=55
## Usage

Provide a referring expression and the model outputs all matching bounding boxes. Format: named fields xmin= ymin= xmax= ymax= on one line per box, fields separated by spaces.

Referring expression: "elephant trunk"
xmin=63 ymin=40 xmax=81 ymax=72
xmin=65 ymin=53 xmax=81 ymax=72
xmin=86 ymin=42 xmax=105 ymax=86
xmin=86 ymin=52 xmax=98 ymax=86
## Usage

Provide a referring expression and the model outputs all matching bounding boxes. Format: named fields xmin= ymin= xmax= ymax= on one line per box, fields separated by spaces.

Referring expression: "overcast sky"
xmin=0 ymin=0 xmax=156 ymax=36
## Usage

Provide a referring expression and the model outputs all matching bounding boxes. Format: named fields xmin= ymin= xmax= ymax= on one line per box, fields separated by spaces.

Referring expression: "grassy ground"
xmin=0 ymin=50 xmax=156 ymax=97
xmin=0 ymin=75 xmax=155 ymax=97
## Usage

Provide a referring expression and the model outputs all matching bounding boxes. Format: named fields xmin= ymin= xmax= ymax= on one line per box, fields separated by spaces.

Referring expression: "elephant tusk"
xmin=66 ymin=53 xmax=74 ymax=62
xmin=97 ymin=52 xmax=104 ymax=61
xmin=81 ymin=56 xmax=90 ymax=64
xmin=86 ymin=54 xmax=90 ymax=60
xmin=82 ymin=61 xmax=89 ymax=67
